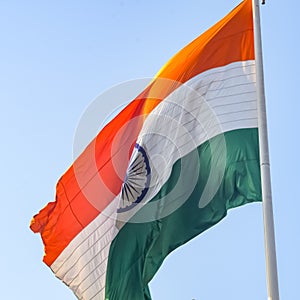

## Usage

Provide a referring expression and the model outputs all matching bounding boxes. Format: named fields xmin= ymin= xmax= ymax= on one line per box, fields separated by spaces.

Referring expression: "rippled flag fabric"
xmin=30 ymin=0 xmax=261 ymax=299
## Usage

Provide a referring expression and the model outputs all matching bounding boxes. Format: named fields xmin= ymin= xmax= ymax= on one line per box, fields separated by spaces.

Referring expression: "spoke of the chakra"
xmin=125 ymin=182 xmax=139 ymax=194
xmin=122 ymin=185 xmax=130 ymax=203
xmin=128 ymin=177 xmax=147 ymax=182
xmin=131 ymin=164 xmax=144 ymax=173
xmin=132 ymin=171 xmax=146 ymax=176
xmin=126 ymin=183 xmax=143 ymax=193
xmin=120 ymin=193 xmax=130 ymax=209
xmin=127 ymin=184 xmax=136 ymax=199
xmin=130 ymin=160 xmax=143 ymax=172
xmin=129 ymin=172 xmax=147 ymax=185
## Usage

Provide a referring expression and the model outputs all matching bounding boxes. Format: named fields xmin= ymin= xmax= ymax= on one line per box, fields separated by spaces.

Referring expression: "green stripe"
xmin=105 ymin=128 xmax=261 ymax=300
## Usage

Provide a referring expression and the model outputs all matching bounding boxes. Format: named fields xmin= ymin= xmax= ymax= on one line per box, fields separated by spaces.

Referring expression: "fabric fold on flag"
xmin=30 ymin=1 xmax=261 ymax=299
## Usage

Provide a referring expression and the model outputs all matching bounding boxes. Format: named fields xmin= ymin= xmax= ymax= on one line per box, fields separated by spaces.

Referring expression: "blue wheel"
xmin=118 ymin=144 xmax=151 ymax=212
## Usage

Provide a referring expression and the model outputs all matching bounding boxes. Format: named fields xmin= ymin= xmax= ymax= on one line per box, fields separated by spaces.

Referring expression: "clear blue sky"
xmin=1 ymin=0 xmax=299 ymax=299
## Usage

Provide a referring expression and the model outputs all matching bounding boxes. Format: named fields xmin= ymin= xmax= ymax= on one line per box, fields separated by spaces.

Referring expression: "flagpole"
xmin=252 ymin=0 xmax=280 ymax=299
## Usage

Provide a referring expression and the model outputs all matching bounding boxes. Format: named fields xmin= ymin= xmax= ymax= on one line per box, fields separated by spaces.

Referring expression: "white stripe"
xmin=50 ymin=199 xmax=119 ymax=299
xmin=50 ymin=60 xmax=257 ymax=299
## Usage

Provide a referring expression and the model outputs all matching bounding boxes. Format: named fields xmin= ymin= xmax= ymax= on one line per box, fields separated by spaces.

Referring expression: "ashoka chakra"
xmin=118 ymin=144 xmax=151 ymax=212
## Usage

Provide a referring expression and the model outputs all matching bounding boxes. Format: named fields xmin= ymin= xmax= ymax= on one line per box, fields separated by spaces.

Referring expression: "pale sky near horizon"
xmin=1 ymin=0 xmax=299 ymax=299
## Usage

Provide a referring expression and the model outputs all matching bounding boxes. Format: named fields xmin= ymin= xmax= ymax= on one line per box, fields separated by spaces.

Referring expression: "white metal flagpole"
xmin=252 ymin=0 xmax=280 ymax=299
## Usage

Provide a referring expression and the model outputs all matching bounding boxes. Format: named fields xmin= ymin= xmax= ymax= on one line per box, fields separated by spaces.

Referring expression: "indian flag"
xmin=30 ymin=0 xmax=261 ymax=299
